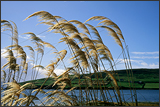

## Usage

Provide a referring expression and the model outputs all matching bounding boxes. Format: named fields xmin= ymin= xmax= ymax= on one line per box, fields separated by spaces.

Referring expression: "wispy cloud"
xmin=131 ymin=51 xmax=159 ymax=55
xmin=131 ymin=56 xmax=159 ymax=59
xmin=115 ymin=58 xmax=159 ymax=69
xmin=19 ymin=34 xmax=31 ymax=39
xmin=37 ymin=35 xmax=45 ymax=38
xmin=19 ymin=34 xmax=45 ymax=39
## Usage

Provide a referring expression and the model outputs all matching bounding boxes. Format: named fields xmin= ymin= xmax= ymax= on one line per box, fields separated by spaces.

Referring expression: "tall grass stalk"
xmin=1 ymin=11 xmax=137 ymax=106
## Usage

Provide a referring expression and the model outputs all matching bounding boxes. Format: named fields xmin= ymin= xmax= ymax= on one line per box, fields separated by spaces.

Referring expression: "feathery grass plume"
xmin=59 ymin=36 xmax=80 ymax=51
xmin=98 ymin=49 xmax=111 ymax=62
xmin=54 ymin=57 xmax=61 ymax=65
xmin=47 ymin=22 xmax=62 ymax=31
xmin=54 ymin=15 xmax=68 ymax=22
xmin=98 ymin=19 xmax=124 ymax=40
xmin=80 ymin=34 xmax=97 ymax=51
xmin=56 ymin=49 xmax=67 ymax=60
xmin=37 ymin=21 xmax=54 ymax=26
xmin=17 ymin=53 xmax=26 ymax=65
xmin=32 ymin=89 xmax=46 ymax=94
xmin=45 ymin=61 xmax=58 ymax=77
xmin=85 ymin=23 xmax=103 ymax=43
xmin=23 ymin=45 xmax=35 ymax=59
xmin=2 ymin=82 xmax=36 ymax=106
xmin=35 ymin=47 xmax=44 ymax=55
xmin=46 ymin=69 xmax=57 ymax=77
xmin=70 ymin=59 xmax=79 ymax=67
xmin=23 ymin=62 xmax=29 ymax=72
xmin=2 ymin=80 xmax=24 ymax=101
xmin=70 ymin=49 xmax=89 ymax=69
xmin=6 ymin=44 xmax=24 ymax=51
xmin=48 ymin=22 xmax=79 ymax=34
xmin=1 ymin=93 xmax=15 ymax=106
xmin=5 ymin=55 xmax=16 ymax=63
xmin=3 ymin=55 xmax=16 ymax=71
xmin=84 ymin=16 xmax=108 ymax=24
xmin=2 ymin=70 xmax=6 ymax=85
xmin=96 ymin=25 xmax=123 ymax=49
xmin=88 ymin=49 xmax=98 ymax=60
xmin=45 ymin=63 xmax=55 ymax=70
xmin=57 ymin=67 xmax=73 ymax=78
xmin=1 ymin=20 xmax=13 ymax=32
xmin=41 ymin=41 xmax=56 ymax=49
xmin=32 ymin=65 xmax=45 ymax=69
xmin=96 ymin=43 xmax=113 ymax=61
xmin=52 ymin=77 xmax=71 ymax=87
xmin=22 ymin=32 xmax=43 ymax=43
xmin=24 ymin=11 xmax=56 ymax=22
xmin=57 ymin=82 xmax=67 ymax=90
xmin=2 ymin=13 xmax=136 ymax=106
xmin=70 ymin=33 xmax=83 ymax=43
xmin=6 ymin=45 xmax=27 ymax=62
xmin=9 ymin=20 xmax=19 ymax=44
xmin=34 ymin=42 xmax=44 ymax=50
xmin=68 ymin=20 xmax=90 ymax=35
xmin=23 ymin=45 xmax=34 ymax=52
xmin=1 ymin=19 xmax=10 ymax=23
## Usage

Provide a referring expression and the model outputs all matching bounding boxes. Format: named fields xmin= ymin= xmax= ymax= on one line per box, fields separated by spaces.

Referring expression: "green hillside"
xmin=19 ymin=68 xmax=159 ymax=89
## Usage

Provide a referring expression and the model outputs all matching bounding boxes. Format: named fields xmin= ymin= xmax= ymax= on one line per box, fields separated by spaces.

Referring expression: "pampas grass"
xmin=1 ymin=11 xmax=137 ymax=106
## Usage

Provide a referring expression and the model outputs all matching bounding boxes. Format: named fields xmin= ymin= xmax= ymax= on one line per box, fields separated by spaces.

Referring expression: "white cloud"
xmin=149 ymin=63 xmax=159 ymax=68
xmin=19 ymin=34 xmax=45 ymax=40
xmin=131 ymin=56 xmax=159 ymax=59
xmin=19 ymin=34 xmax=31 ymax=39
xmin=131 ymin=51 xmax=159 ymax=55
xmin=1 ymin=49 xmax=8 ymax=58
xmin=54 ymin=68 xmax=66 ymax=76
xmin=131 ymin=62 xmax=159 ymax=69
xmin=37 ymin=35 xmax=45 ymax=38
xmin=140 ymin=62 xmax=148 ymax=66
xmin=115 ymin=58 xmax=159 ymax=69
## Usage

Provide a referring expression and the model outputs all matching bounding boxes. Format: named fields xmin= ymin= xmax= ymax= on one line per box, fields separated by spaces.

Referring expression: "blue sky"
xmin=1 ymin=1 xmax=159 ymax=80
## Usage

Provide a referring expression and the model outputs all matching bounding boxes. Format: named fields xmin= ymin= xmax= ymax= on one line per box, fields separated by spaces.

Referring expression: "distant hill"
xmin=19 ymin=68 xmax=159 ymax=89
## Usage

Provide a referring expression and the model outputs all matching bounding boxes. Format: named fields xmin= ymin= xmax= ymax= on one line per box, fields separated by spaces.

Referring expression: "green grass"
xmin=19 ymin=68 xmax=159 ymax=89
xmin=144 ymin=83 xmax=159 ymax=88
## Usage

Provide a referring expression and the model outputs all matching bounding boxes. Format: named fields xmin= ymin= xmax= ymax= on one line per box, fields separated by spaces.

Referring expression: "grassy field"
xmin=19 ymin=68 xmax=159 ymax=89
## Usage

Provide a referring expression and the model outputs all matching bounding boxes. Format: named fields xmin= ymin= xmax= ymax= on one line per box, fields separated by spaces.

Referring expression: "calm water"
xmin=1 ymin=89 xmax=159 ymax=105
xmin=33 ymin=89 xmax=159 ymax=102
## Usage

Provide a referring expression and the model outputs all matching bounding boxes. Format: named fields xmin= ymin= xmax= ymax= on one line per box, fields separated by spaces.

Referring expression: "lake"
xmin=34 ymin=89 xmax=159 ymax=103
xmin=1 ymin=89 xmax=159 ymax=106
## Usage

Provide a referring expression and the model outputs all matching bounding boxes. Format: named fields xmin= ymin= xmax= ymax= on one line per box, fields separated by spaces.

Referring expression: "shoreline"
xmin=18 ymin=87 xmax=159 ymax=90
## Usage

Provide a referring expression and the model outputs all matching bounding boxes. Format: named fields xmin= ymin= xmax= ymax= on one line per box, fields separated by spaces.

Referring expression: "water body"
xmin=34 ymin=89 xmax=159 ymax=102
xmin=1 ymin=89 xmax=159 ymax=106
